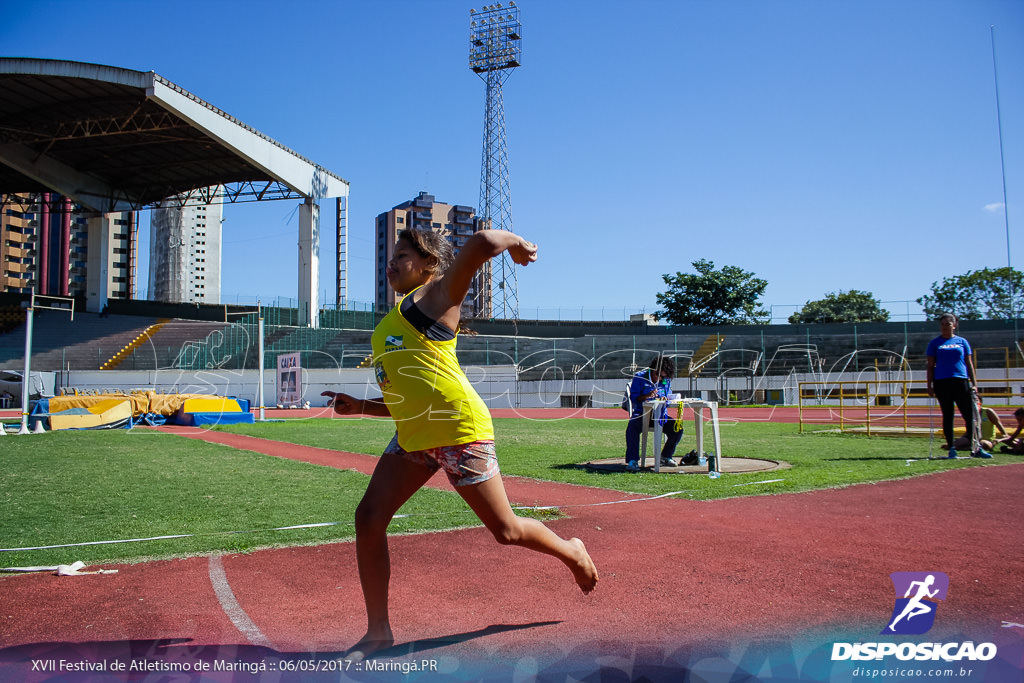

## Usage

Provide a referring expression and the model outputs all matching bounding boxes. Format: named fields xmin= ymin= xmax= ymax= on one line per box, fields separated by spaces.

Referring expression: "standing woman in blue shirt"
xmin=926 ymin=313 xmax=992 ymax=458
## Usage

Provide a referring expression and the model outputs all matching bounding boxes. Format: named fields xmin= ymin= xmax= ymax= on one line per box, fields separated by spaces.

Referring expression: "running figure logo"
xmin=882 ymin=572 xmax=949 ymax=635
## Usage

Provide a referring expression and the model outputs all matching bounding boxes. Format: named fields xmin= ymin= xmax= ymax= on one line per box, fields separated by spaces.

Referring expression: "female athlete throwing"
xmin=322 ymin=228 xmax=598 ymax=659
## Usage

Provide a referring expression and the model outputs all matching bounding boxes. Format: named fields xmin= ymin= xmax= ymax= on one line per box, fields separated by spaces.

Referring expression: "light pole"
xmin=470 ymin=2 xmax=522 ymax=320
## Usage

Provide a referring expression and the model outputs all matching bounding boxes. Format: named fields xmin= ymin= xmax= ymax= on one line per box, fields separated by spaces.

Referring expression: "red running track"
xmin=1 ymin=428 xmax=1022 ymax=682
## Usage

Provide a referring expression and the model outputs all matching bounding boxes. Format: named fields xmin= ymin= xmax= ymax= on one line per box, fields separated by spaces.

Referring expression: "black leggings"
xmin=933 ymin=377 xmax=974 ymax=450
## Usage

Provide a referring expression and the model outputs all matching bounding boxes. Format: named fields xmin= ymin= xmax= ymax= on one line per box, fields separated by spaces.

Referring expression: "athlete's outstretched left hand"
xmin=322 ymin=391 xmax=359 ymax=415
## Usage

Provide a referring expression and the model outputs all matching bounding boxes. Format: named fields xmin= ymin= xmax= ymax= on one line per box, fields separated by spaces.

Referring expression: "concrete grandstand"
xmin=2 ymin=295 xmax=1022 ymax=411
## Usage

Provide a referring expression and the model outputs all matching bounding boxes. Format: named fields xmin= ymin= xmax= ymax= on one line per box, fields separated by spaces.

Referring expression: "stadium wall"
xmin=55 ymin=366 xmax=1024 ymax=411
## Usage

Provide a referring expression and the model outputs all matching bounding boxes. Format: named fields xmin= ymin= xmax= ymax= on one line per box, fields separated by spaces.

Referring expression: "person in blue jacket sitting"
xmin=625 ymin=355 xmax=682 ymax=471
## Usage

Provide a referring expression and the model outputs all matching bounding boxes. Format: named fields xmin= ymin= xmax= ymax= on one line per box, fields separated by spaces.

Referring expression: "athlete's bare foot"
xmin=567 ymin=537 xmax=599 ymax=593
xmin=344 ymin=627 xmax=394 ymax=662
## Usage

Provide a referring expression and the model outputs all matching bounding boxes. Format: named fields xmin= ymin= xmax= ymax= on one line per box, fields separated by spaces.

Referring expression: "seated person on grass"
xmin=952 ymin=399 xmax=1008 ymax=453
xmin=993 ymin=407 xmax=1024 ymax=454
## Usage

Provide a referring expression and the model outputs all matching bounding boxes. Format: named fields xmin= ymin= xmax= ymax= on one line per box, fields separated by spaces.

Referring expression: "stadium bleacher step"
xmin=99 ymin=319 xmax=171 ymax=370
xmin=686 ymin=335 xmax=725 ymax=376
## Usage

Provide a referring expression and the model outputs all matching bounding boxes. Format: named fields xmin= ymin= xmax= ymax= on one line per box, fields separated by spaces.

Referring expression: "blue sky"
xmin=3 ymin=0 xmax=1022 ymax=322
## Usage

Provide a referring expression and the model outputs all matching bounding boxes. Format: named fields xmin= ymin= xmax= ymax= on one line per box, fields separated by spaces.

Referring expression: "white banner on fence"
xmin=276 ymin=353 xmax=302 ymax=407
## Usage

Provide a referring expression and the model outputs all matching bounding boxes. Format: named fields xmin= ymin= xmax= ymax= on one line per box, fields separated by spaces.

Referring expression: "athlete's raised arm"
xmin=417 ymin=229 xmax=537 ymax=330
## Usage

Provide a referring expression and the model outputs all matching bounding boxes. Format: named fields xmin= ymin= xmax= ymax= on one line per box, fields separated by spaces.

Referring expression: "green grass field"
xmin=0 ymin=429 xmax=481 ymax=569
xmin=1 ymin=417 xmax=1012 ymax=570
xmin=212 ymin=416 xmax=1002 ymax=498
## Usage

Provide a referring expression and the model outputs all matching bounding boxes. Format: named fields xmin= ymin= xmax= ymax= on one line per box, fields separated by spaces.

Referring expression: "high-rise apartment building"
xmin=1 ymin=193 xmax=137 ymax=299
xmin=148 ymin=191 xmax=222 ymax=304
xmin=374 ymin=192 xmax=490 ymax=317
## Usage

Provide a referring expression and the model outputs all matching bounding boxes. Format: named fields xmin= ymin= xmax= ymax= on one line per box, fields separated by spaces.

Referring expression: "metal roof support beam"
xmin=0 ymin=141 xmax=130 ymax=213
xmin=147 ymin=78 xmax=347 ymax=201
xmin=0 ymin=110 xmax=185 ymax=145
xmin=298 ymin=198 xmax=320 ymax=329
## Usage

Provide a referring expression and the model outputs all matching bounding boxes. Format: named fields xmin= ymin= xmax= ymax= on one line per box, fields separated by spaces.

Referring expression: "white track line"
xmin=208 ymin=555 xmax=276 ymax=650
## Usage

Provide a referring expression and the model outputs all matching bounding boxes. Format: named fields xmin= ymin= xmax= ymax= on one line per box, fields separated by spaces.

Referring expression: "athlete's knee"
xmin=489 ymin=518 xmax=524 ymax=546
xmin=354 ymin=498 xmax=392 ymax=535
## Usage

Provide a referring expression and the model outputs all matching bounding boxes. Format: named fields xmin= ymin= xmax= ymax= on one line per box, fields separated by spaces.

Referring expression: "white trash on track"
xmin=1 ymin=560 xmax=118 ymax=576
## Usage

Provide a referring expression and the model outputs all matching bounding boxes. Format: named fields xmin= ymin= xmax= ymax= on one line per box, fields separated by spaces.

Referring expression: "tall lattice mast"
xmin=469 ymin=2 xmax=521 ymax=319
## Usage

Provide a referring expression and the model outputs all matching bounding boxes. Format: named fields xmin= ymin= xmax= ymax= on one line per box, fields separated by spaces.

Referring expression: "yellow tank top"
xmin=370 ymin=294 xmax=493 ymax=451
xmin=981 ymin=411 xmax=996 ymax=440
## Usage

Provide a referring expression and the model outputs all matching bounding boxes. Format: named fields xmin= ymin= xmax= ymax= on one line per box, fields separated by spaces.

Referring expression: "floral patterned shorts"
xmin=383 ymin=434 xmax=499 ymax=486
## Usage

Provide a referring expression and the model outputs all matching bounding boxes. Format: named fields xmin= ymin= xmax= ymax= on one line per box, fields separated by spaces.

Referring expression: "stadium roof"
xmin=0 ymin=58 xmax=348 ymax=213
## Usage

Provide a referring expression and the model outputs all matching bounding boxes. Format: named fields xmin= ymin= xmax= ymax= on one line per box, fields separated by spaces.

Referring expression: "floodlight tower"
xmin=469 ymin=2 xmax=522 ymax=319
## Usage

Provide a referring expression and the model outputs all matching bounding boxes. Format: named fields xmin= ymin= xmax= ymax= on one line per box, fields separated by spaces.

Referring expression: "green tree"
xmin=655 ymin=258 xmax=769 ymax=326
xmin=788 ymin=290 xmax=890 ymax=324
xmin=917 ymin=267 xmax=1024 ymax=320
